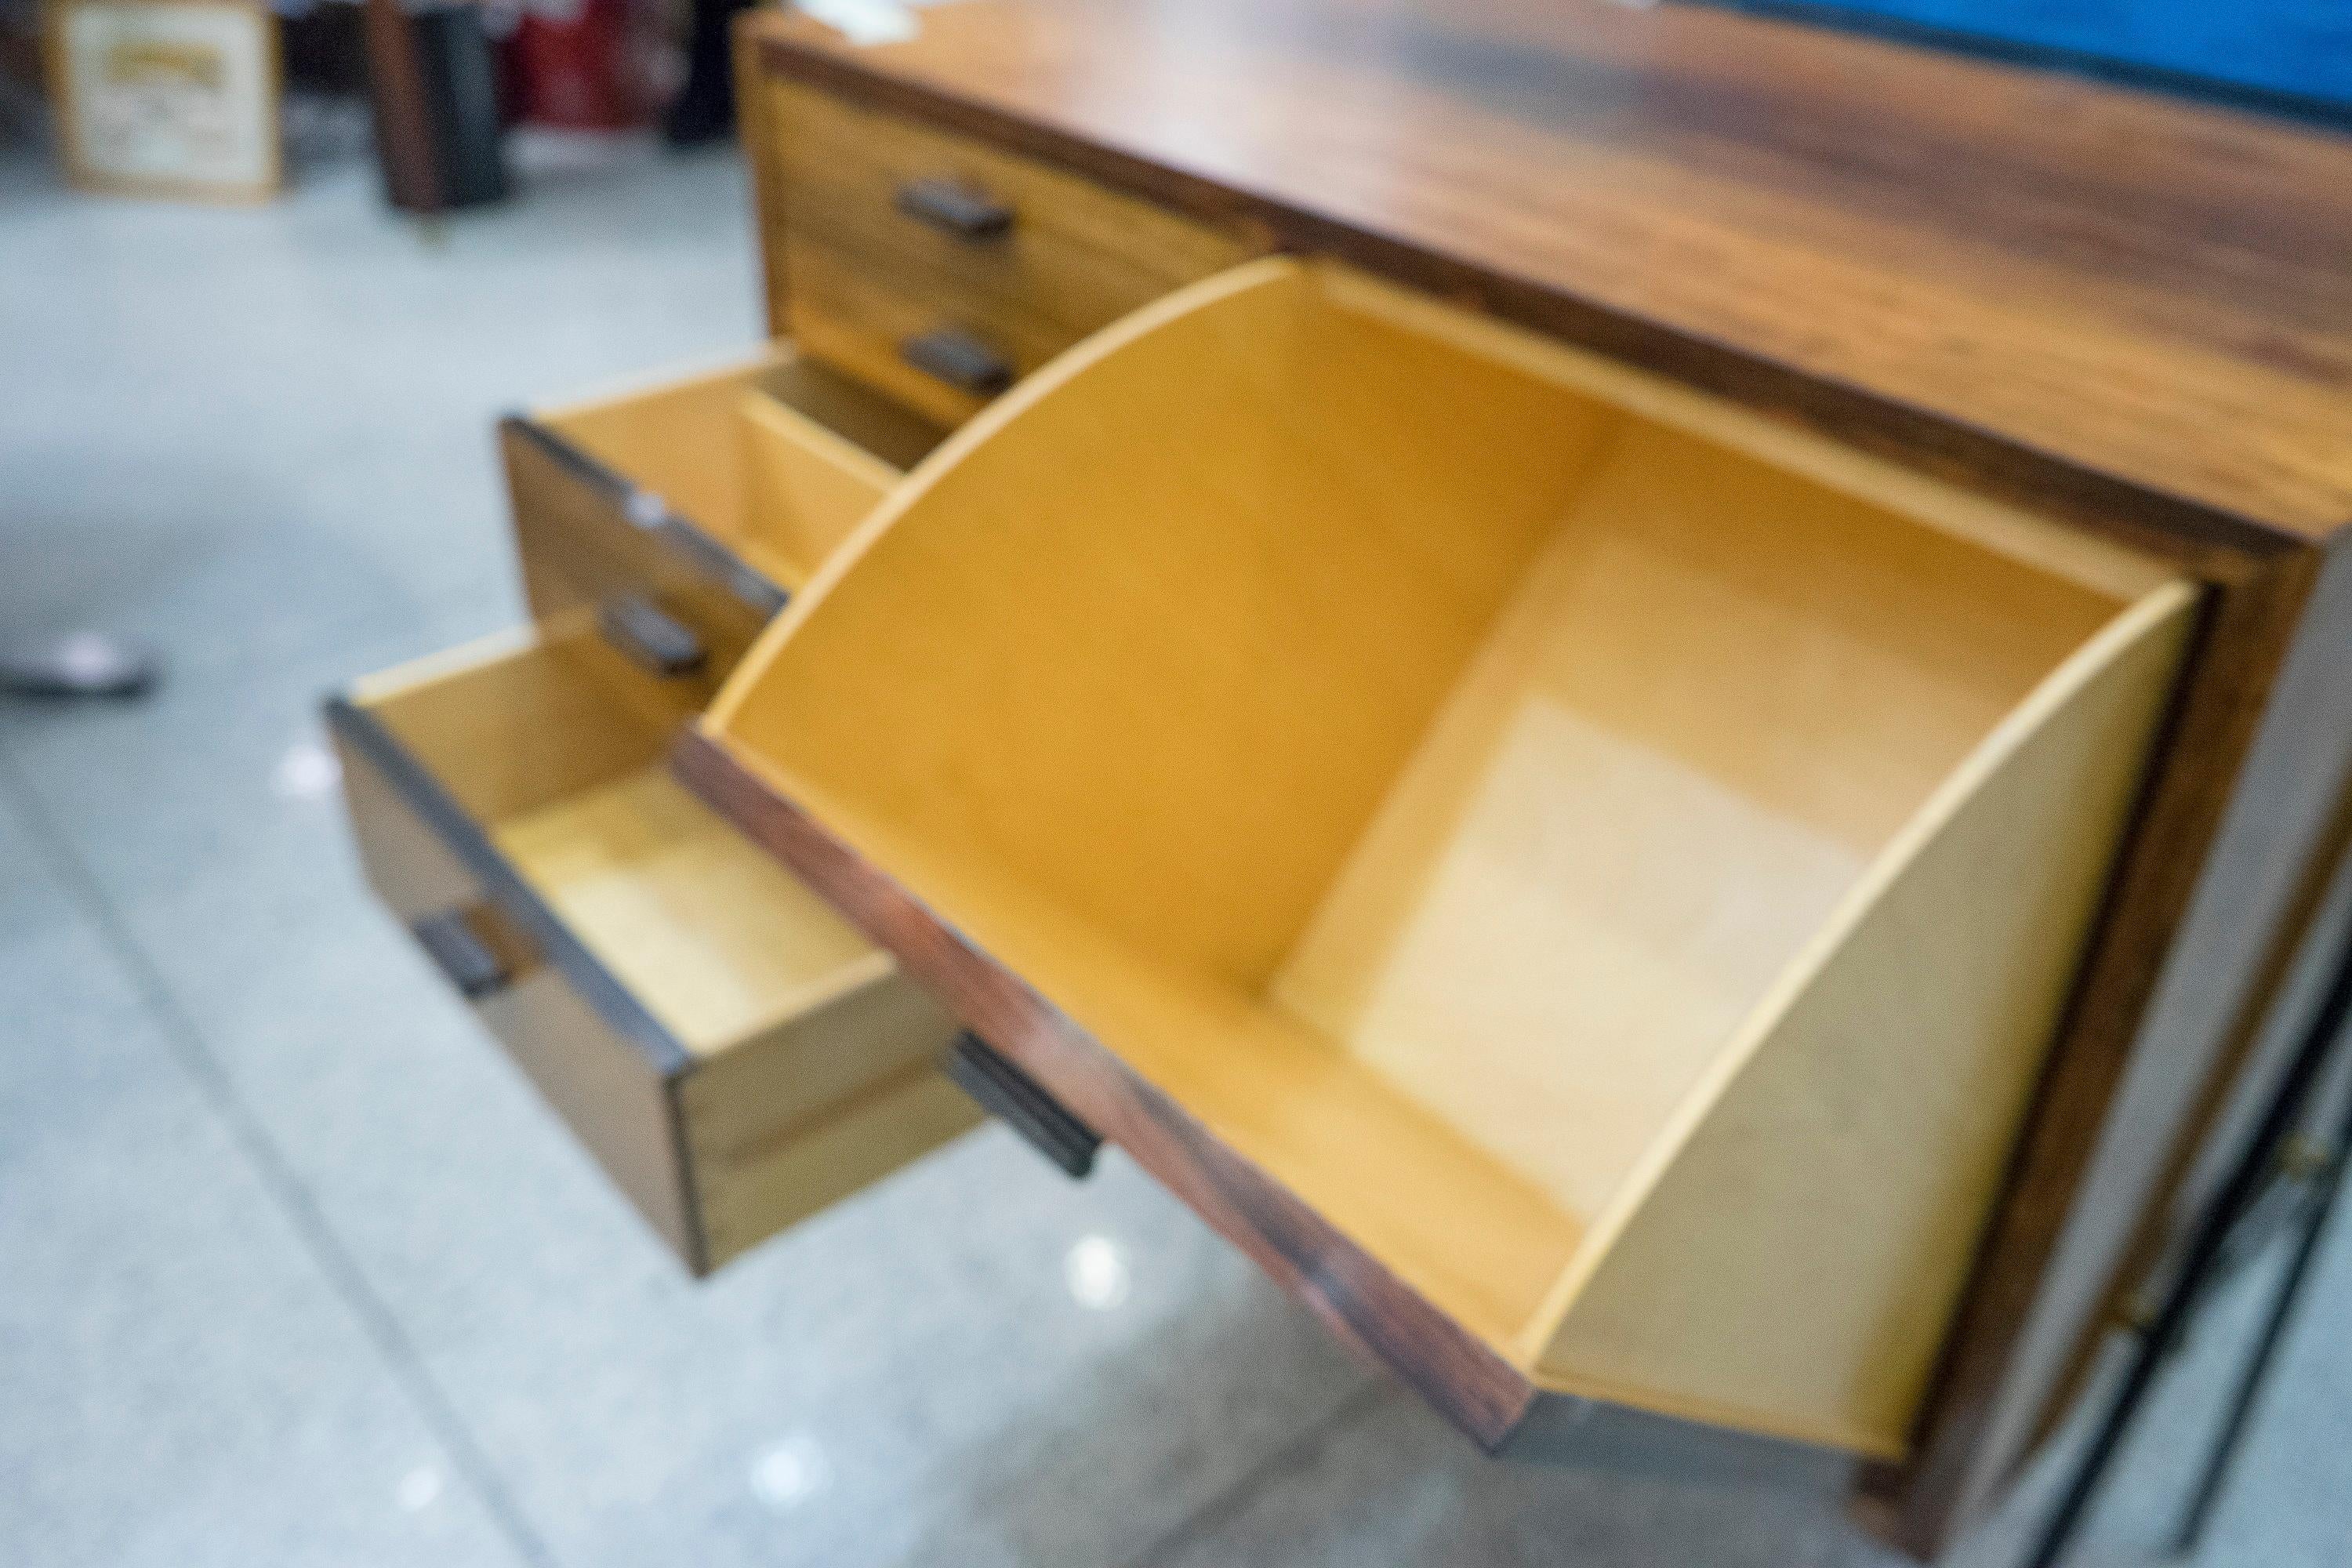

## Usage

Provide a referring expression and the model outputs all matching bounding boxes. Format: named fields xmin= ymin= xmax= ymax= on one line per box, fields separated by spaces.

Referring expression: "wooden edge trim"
xmin=1855 ymin=547 xmax=2323 ymax=1555
xmin=671 ymin=725 xmax=1541 ymax=1446
xmin=498 ymin=415 xmax=790 ymax=619
xmin=732 ymin=9 xmax=793 ymax=337
xmin=745 ymin=24 xmax=2298 ymax=571
xmin=324 ymin=693 xmax=699 ymax=1082
xmin=661 ymin=1072 xmax=717 ymax=1278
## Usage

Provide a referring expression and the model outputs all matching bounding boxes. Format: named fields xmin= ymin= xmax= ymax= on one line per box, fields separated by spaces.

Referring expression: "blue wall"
xmin=1733 ymin=2 xmax=2352 ymax=111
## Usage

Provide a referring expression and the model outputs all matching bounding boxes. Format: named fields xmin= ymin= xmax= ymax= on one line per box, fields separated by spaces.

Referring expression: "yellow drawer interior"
xmin=492 ymin=767 xmax=883 ymax=1055
xmin=348 ymin=625 xmax=895 ymax=1061
xmin=533 ymin=346 xmax=946 ymax=592
xmin=703 ymin=258 xmax=2198 ymax=1454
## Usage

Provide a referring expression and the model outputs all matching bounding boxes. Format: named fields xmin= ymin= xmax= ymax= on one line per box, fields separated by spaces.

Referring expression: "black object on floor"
xmin=0 ymin=633 xmax=162 ymax=699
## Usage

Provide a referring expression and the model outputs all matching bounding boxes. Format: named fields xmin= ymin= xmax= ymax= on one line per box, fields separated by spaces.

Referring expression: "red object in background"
xmin=509 ymin=0 xmax=650 ymax=129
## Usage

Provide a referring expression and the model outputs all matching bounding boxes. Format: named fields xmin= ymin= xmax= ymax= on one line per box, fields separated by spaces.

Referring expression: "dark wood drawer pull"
xmin=896 ymin=176 xmax=1015 ymax=240
xmin=900 ymin=327 xmax=1014 ymax=395
xmin=945 ymin=1032 xmax=1101 ymax=1178
xmin=597 ymin=593 xmax=706 ymax=678
xmin=412 ymin=909 xmax=511 ymax=1000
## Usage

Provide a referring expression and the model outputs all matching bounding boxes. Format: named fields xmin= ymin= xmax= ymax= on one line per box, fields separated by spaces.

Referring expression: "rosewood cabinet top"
xmin=746 ymin=0 xmax=2352 ymax=556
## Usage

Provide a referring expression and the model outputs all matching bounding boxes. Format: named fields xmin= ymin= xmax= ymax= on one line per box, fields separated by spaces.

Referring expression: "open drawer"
xmin=328 ymin=619 xmax=975 ymax=1273
xmin=683 ymin=258 xmax=2202 ymax=1456
xmin=502 ymin=344 xmax=948 ymax=678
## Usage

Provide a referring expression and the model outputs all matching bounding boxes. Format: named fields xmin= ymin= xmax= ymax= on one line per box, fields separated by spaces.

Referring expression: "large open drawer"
xmin=682 ymin=258 xmax=2200 ymax=1457
xmin=329 ymin=623 xmax=975 ymax=1273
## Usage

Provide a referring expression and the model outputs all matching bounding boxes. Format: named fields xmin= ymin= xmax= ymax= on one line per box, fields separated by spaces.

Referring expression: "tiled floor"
xmin=3 ymin=127 xmax=2348 ymax=1568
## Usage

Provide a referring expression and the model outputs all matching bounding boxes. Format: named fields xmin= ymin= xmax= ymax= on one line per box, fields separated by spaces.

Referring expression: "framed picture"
xmin=45 ymin=0 xmax=281 ymax=201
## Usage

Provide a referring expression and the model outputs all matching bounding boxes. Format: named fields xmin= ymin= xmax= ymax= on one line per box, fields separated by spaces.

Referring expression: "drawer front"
xmin=765 ymin=78 xmax=1258 ymax=419
xmin=681 ymin=997 xmax=985 ymax=1267
xmin=328 ymin=632 xmax=975 ymax=1275
xmin=331 ymin=687 xmax=705 ymax=1261
xmin=502 ymin=415 xmax=783 ymax=684
xmin=779 ymin=240 xmax=1073 ymax=426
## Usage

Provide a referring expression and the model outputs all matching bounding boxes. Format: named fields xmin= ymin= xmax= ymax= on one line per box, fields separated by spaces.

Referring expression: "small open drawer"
xmin=328 ymin=619 xmax=974 ymax=1273
xmin=503 ymin=345 xmax=947 ymax=677
xmin=687 ymin=259 xmax=2201 ymax=1455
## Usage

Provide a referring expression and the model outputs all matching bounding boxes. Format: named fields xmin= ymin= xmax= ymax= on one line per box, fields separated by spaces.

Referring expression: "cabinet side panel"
xmin=737 ymin=16 xmax=793 ymax=338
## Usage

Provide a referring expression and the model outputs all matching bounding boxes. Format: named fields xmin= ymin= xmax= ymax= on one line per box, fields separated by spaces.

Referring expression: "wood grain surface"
xmin=755 ymin=73 xmax=1258 ymax=421
xmin=745 ymin=0 xmax=2352 ymax=553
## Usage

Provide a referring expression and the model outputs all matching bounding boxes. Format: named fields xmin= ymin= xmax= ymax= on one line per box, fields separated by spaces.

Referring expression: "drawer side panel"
xmin=1534 ymin=583 xmax=2201 ymax=1456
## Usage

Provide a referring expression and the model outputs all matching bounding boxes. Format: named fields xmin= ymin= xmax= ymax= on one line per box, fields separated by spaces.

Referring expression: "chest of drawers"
xmin=332 ymin=0 xmax=2352 ymax=1554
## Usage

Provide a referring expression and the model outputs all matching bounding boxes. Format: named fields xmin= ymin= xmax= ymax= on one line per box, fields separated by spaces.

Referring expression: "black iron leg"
xmin=2024 ymin=938 xmax=2352 ymax=1568
xmin=2169 ymin=1106 xmax=2352 ymax=1555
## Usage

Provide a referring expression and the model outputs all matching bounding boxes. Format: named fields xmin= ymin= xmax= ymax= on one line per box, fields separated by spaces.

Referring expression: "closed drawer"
xmin=504 ymin=344 xmax=948 ymax=670
xmin=691 ymin=258 xmax=2201 ymax=1456
xmin=778 ymin=241 xmax=1079 ymax=426
xmin=328 ymin=622 xmax=977 ymax=1272
xmin=765 ymin=78 xmax=1258 ymax=423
